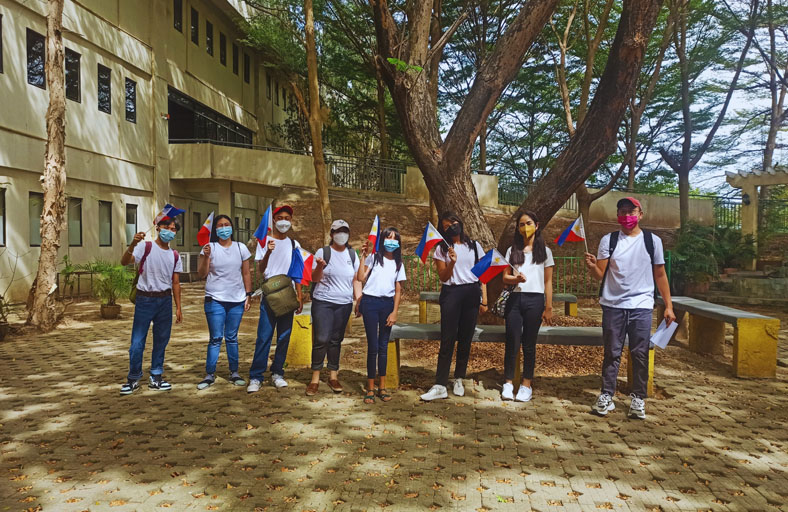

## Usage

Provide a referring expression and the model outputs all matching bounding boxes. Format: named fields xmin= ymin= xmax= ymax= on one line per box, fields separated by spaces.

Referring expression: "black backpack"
xmin=598 ymin=230 xmax=655 ymax=297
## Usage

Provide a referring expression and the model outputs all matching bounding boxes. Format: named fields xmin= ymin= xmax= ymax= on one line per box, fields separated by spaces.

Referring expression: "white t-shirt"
xmin=598 ymin=230 xmax=665 ymax=309
xmin=362 ymin=255 xmax=407 ymax=298
xmin=312 ymin=246 xmax=360 ymax=304
xmin=133 ymin=242 xmax=183 ymax=293
xmin=505 ymin=246 xmax=555 ymax=294
xmin=201 ymin=242 xmax=251 ymax=303
xmin=434 ymin=241 xmax=485 ymax=285
xmin=255 ymin=236 xmax=301 ymax=280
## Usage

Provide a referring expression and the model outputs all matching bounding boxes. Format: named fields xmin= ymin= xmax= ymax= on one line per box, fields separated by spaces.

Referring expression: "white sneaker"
xmin=247 ymin=378 xmax=261 ymax=394
xmin=515 ymin=385 xmax=533 ymax=402
xmin=592 ymin=393 xmax=615 ymax=416
xmin=420 ymin=385 xmax=448 ymax=401
xmin=453 ymin=378 xmax=465 ymax=397
xmin=628 ymin=393 xmax=646 ymax=420
xmin=272 ymin=374 xmax=288 ymax=388
xmin=501 ymin=383 xmax=514 ymax=401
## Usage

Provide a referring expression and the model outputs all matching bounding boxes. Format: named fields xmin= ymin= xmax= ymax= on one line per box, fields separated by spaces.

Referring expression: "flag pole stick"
xmin=580 ymin=214 xmax=589 ymax=254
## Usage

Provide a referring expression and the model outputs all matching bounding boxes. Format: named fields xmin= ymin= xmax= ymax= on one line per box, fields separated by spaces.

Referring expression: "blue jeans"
xmin=360 ymin=295 xmax=395 ymax=379
xmin=204 ymin=297 xmax=245 ymax=375
xmin=249 ymin=300 xmax=294 ymax=380
xmin=128 ymin=294 xmax=172 ymax=381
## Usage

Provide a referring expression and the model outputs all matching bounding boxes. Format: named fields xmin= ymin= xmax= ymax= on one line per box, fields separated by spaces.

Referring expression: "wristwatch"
xmin=246 ymin=291 xmax=253 ymax=297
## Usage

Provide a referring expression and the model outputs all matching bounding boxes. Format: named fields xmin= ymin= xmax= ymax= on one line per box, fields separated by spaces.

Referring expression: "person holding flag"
xmin=368 ymin=215 xmax=381 ymax=254
xmin=500 ymin=211 xmax=554 ymax=403
xmin=248 ymin=204 xmax=304 ymax=393
xmin=196 ymin=215 xmax=252 ymax=390
xmin=356 ymin=226 xmax=406 ymax=404
xmin=584 ymin=197 xmax=675 ymax=419
xmin=421 ymin=212 xmax=487 ymax=402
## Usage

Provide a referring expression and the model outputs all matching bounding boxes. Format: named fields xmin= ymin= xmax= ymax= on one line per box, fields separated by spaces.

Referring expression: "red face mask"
xmin=617 ymin=215 xmax=639 ymax=230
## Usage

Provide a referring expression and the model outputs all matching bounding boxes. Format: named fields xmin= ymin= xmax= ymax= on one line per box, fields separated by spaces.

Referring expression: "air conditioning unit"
xmin=176 ymin=252 xmax=198 ymax=274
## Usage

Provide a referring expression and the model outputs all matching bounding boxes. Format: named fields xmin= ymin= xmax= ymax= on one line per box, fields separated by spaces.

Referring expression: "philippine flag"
xmin=554 ymin=216 xmax=586 ymax=246
xmin=153 ymin=203 xmax=185 ymax=225
xmin=253 ymin=205 xmax=273 ymax=248
xmin=197 ymin=211 xmax=214 ymax=247
xmin=368 ymin=215 xmax=381 ymax=253
xmin=415 ymin=221 xmax=445 ymax=263
xmin=471 ymin=248 xmax=509 ymax=284
xmin=289 ymin=247 xmax=314 ymax=284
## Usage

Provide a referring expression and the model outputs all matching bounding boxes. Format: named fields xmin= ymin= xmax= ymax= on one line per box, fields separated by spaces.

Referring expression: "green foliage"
xmin=0 ymin=294 xmax=8 ymax=324
xmin=80 ymin=260 xmax=134 ymax=306
xmin=672 ymin=223 xmax=718 ymax=287
xmin=712 ymin=227 xmax=756 ymax=270
xmin=386 ymin=58 xmax=422 ymax=73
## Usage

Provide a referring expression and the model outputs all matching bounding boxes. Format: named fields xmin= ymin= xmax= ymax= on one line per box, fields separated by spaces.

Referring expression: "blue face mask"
xmin=216 ymin=226 xmax=233 ymax=240
xmin=383 ymin=239 xmax=400 ymax=252
xmin=159 ymin=229 xmax=176 ymax=243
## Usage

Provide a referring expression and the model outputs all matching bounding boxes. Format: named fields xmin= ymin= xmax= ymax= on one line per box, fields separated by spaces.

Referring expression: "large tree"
xmin=28 ymin=0 xmax=67 ymax=331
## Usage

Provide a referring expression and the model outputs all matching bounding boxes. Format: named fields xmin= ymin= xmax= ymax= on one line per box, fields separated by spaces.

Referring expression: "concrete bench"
xmin=418 ymin=291 xmax=578 ymax=323
xmin=657 ymin=296 xmax=780 ymax=378
xmin=385 ymin=323 xmax=655 ymax=396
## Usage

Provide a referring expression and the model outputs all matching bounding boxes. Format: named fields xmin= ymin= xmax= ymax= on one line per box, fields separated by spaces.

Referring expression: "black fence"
xmin=326 ymin=154 xmax=407 ymax=194
xmin=760 ymin=198 xmax=788 ymax=233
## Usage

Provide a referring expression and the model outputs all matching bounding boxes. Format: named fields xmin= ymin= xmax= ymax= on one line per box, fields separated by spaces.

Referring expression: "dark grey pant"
xmin=436 ymin=283 xmax=481 ymax=386
xmin=310 ymin=298 xmax=353 ymax=371
xmin=504 ymin=292 xmax=544 ymax=381
xmin=601 ymin=306 xmax=652 ymax=399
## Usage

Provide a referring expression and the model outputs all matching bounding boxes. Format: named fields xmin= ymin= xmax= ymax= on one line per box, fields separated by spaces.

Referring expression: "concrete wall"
xmin=589 ymin=189 xmax=714 ymax=229
xmin=404 ymin=166 xmax=500 ymax=209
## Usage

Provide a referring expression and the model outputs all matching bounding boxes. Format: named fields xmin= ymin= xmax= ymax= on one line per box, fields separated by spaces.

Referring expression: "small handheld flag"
xmin=368 ymin=215 xmax=381 ymax=254
xmin=290 ymin=247 xmax=314 ymax=284
xmin=153 ymin=204 xmax=185 ymax=225
xmin=415 ymin=221 xmax=446 ymax=263
xmin=471 ymin=249 xmax=509 ymax=284
xmin=253 ymin=205 xmax=273 ymax=248
xmin=554 ymin=215 xmax=587 ymax=252
xmin=197 ymin=211 xmax=214 ymax=247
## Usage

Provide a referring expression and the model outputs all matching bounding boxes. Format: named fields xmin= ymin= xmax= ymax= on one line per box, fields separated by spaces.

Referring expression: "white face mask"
xmin=275 ymin=220 xmax=291 ymax=233
xmin=332 ymin=232 xmax=349 ymax=246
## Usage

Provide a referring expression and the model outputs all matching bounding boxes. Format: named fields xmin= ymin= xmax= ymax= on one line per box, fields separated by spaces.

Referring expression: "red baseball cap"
xmin=616 ymin=197 xmax=642 ymax=210
xmin=273 ymin=205 xmax=293 ymax=216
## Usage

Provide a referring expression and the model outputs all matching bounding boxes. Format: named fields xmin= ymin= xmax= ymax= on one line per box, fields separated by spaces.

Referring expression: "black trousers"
xmin=504 ymin=292 xmax=544 ymax=381
xmin=310 ymin=298 xmax=353 ymax=371
xmin=435 ymin=283 xmax=481 ymax=386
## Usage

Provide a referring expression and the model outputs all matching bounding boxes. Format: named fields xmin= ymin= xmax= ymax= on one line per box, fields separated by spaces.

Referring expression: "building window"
xmin=206 ymin=21 xmax=213 ymax=56
xmin=125 ymin=204 xmax=137 ymax=244
xmin=176 ymin=217 xmax=185 ymax=246
xmin=191 ymin=8 xmax=199 ymax=45
xmin=219 ymin=33 xmax=226 ymax=66
xmin=243 ymin=53 xmax=250 ymax=83
xmin=65 ymin=48 xmax=81 ymax=102
xmin=27 ymin=28 xmax=45 ymax=89
xmin=232 ymin=44 xmax=239 ymax=75
xmin=167 ymin=87 xmax=253 ymax=146
xmin=0 ymin=189 xmax=5 ymax=246
xmin=1 ymin=14 xmax=4 ymax=74
xmin=173 ymin=0 xmax=182 ymax=32
xmin=275 ymin=82 xmax=279 ymax=106
xmin=266 ymin=74 xmax=271 ymax=99
xmin=125 ymin=78 xmax=136 ymax=123
xmin=29 ymin=192 xmax=43 ymax=247
xmin=192 ymin=212 xmax=201 ymax=246
xmin=68 ymin=197 xmax=82 ymax=247
xmin=97 ymin=64 xmax=111 ymax=114
xmin=99 ymin=201 xmax=112 ymax=246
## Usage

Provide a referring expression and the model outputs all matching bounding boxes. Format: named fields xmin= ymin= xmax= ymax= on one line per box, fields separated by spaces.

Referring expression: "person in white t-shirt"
xmin=248 ymin=205 xmax=304 ymax=393
xmin=584 ymin=197 xmax=675 ymax=420
xmin=196 ymin=215 xmax=252 ymax=390
xmin=356 ymin=227 xmax=407 ymax=404
xmin=306 ymin=219 xmax=360 ymax=396
xmin=501 ymin=211 xmax=554 ymax=403
xmin=119 ymin=217 xmax=183 ymax=395
xmin=421 ymin=211 xmax=488 ymax=402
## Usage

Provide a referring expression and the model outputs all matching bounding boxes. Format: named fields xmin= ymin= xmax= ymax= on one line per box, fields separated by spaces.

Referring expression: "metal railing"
xmin=326 ymin=154 xmax=407 ymax=194
xmin=498 ymin=181 xmax=578 ymax=212
xmin=759 ymin=198 xmax=788 ymax=233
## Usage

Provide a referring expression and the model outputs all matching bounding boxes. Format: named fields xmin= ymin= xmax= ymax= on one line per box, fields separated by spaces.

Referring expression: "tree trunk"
xmin=305 ymin=0 xmax=332 ymax=244
xmin=576 ymin=185 xmax=592 ymax=236
xmin=28 ymin=0 xmax=66 ymax=332
xmin=375 ymin=68 xmax=390 ymax=161
xmin=479 ymin=122 xmax=487 ymax=173
xmin=678 ymin=167 xmax=690 ymax=227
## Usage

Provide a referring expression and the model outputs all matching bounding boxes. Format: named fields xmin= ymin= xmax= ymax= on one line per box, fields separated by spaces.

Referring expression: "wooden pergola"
xmin=726 ymin=165 xmax=788 ymax=269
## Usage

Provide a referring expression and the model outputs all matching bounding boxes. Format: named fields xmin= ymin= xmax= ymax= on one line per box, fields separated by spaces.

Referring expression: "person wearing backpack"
xmin=356 ymin=227 xmax=407 ymax=404
xmin=500 ymin=211 xmax=554 ymax=403
xmin=119 ymin=217 xmax=183 ymax=395
xmin=248 ymin=205 xmax=304 ymax=393
xmin=421 ymin=212 xmax=488 ymax=401
xmin=306 ymin=220 xmax=360 ymax=396
xmin=584 ymin=197 xmax=675 ymax=419
xmin=196 ymin=215 xmax=252 ymax=390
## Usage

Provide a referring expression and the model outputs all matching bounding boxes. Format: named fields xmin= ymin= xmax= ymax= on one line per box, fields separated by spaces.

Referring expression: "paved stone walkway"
xmin=1 ymin=285 xmax=786 ymax=511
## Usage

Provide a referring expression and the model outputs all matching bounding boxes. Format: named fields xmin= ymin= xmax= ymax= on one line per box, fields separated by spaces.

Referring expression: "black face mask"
xmin=445 ymin=223 xmax=462 ymax=238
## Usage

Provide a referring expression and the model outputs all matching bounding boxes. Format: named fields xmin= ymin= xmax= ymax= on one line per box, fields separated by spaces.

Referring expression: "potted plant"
xmin=86 ymin=261 xmax=133 ymax=319
xmin=673 ymin=223 xmax=718 ymax=295
xmin=712 ymin=227 xmax=756 ymax=276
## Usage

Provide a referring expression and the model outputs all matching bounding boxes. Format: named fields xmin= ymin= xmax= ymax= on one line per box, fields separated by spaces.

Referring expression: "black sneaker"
xmin=149 ymin=375 xmax=172 ymax=391
xmin=120 ymin=379 xmax=140 ymax=395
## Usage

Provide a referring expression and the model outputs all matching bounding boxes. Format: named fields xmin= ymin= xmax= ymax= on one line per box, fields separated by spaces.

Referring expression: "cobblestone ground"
xmin=1 ymin=285 xmax=787 ymax=512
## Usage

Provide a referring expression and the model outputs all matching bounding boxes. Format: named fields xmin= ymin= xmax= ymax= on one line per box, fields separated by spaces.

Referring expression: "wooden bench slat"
xmin=657 ymin=296 xmax=774 ymax=324
xmin=390 ymin=323 xmax=603 ymax=346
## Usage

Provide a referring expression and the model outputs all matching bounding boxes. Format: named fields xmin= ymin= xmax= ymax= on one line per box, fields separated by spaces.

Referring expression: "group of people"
xmin=119 ymin=197 xmax=675 ymax=419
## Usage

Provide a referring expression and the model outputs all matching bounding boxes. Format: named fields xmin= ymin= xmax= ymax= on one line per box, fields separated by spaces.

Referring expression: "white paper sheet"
xmin=650 ymin=319 xmax=679 ymax=349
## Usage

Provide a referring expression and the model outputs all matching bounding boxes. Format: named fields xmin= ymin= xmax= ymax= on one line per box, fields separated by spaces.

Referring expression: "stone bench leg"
xmin=419 ymin=300 xmax=428 ymax=323
xmin=688 ymin=313 xmax=725 ymax=355
xmin=285 ymin=314 xmax=313 ymax=368
xmin=386 ymin=339 xmax=402 ymax=388
xmin=564 ymin=302 xmax=578 ymax=317
xmin=626 ymin=347 xmax=655 ymax=398
xmin=733 ymin=318 xmax=780 ymax=378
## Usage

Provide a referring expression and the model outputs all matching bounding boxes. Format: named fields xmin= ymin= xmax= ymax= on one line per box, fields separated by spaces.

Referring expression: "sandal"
xmin=377 ymin=388 xmax=392 ymax=402
xmin=363 ymin=390 xmax=376 ymax=404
